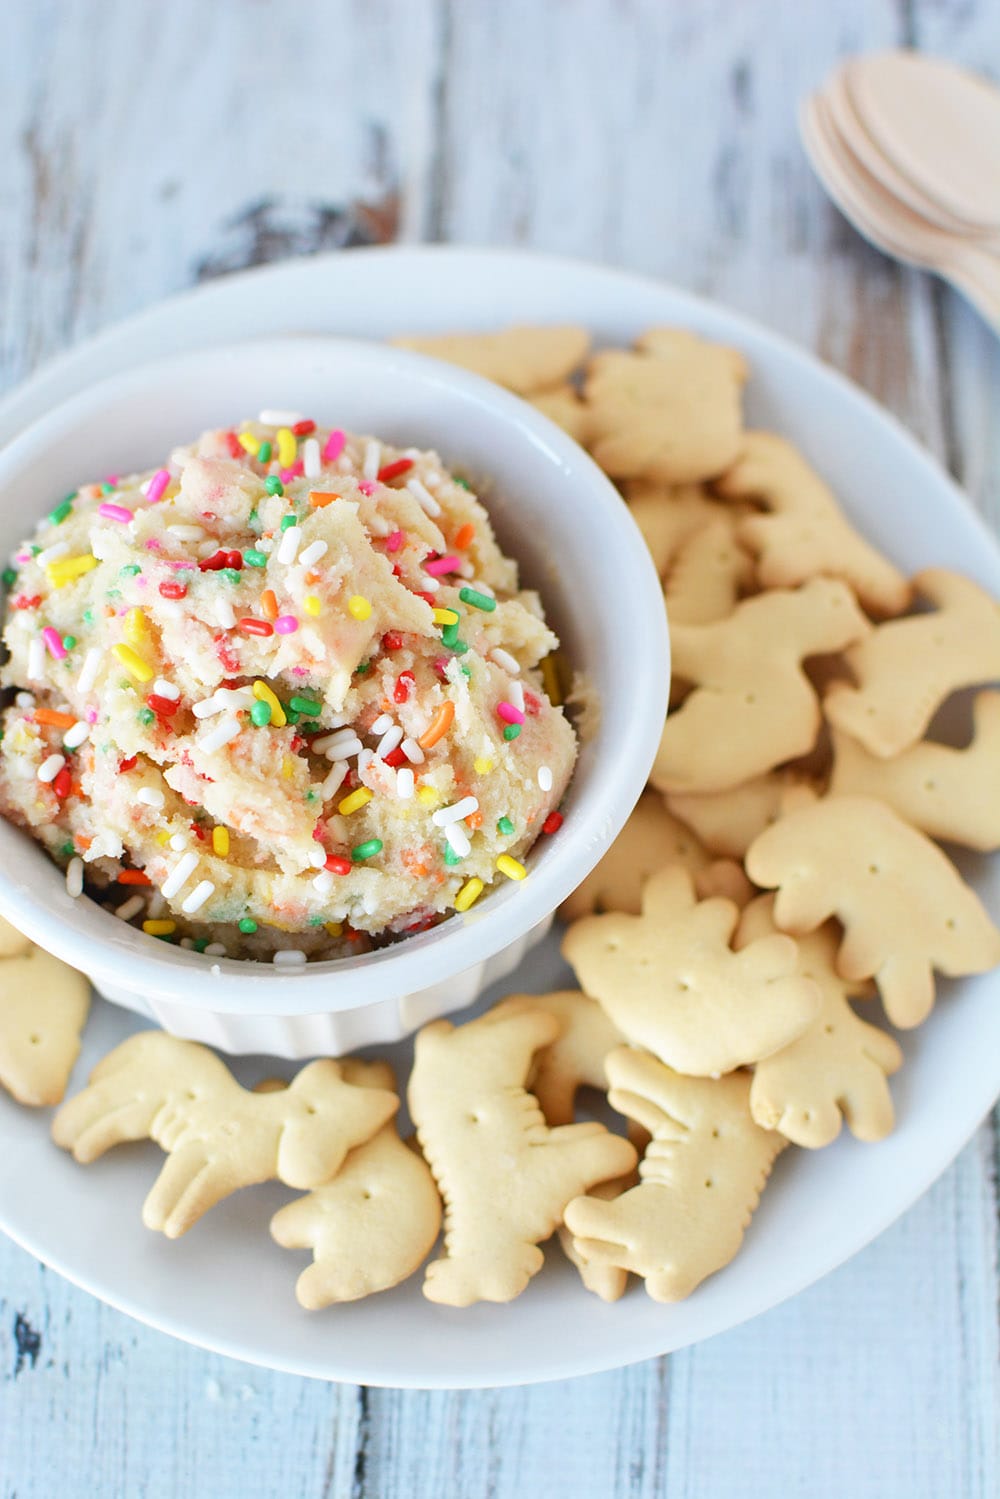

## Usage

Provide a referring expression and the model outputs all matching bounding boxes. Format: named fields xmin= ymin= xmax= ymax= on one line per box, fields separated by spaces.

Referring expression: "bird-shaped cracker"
xmin=824 ymin=569 xmax=1000 ymax=757
xmin=746 ymin=794 xmax=1000 ymax=1029
xmin=268 ymin=1059 xmax=441 ymax=1307
xmin=52 ymin=1031 xmax=398 ymax=1237
xmin=829 ymin=692 xmax=1000 ymax=851
xmin=714 ymin=430 xmax=842 ymax=515
xmin=664 ymin=517 xmax=754 ymax=624
xmin=651 ymin=577 xmax=871 ymax=795
xmin=563 ymin=865 xmax=819 ymax=1076
xmin=408 ymin=1007 xmax=637 ymax=1306
xmin=0 ymin=943 xmax=90 ymax=1107
xmin=559 ymin=791 xmax=711 ymax=921
xmin=737 ymin=896 xmax=903 ymax=1147
xmin=564 ymin=1047 xmax=786 ymax=1302
xmin=584 ymin=330 xmax=747 ymax=483
xmin=393 ymin=324 xmax=590 ymax=394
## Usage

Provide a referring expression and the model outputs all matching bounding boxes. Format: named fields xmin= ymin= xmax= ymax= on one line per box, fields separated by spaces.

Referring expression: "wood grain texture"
xmin=1 ymin=0 xmax=1000 ymax=1495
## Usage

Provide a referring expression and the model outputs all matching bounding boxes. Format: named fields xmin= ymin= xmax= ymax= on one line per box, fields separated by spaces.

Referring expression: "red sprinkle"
xmin=118 ymin=756 xmax=137 ymax=773
xmin=238 ymin=618 xmax=274 ymax=637
xmin=159 ymin=580 xmax=188 ymax=600
xmin=292 ymin=419 xmax=316 ymax=437
xmin=118 ymin=869 xmax=152 ymax=886
xmin=146 ymin=693 xmax=179 ymax=717
xmin=381 ymin=630 xmax=403 ymax=653
xmin=199 ymin=550 xmax=230 ymax=572
xmin=52 ymin=766 xmax=72 ymax=800
xmin=190 ymin=822 xmax=208 ymax=841
xmin=224 ymin=550 xmax=243 ymax=570
xmin=413 ymin=590 xmax=436 ymax=606
xmin=394 ymin=670 xmax=415 ymax=704
xmin=325 ymin=854 xmax=352 ymax=875
xmin=376 ymin=457 xmax=414 ymax=483
xmin=12 ymin=594 xmax=41 ymax=611
xmin=542 ymin=811 xmax=564 ymax=835
xmin=524 ymin=691 xmax=542 ymax=717
xmin=382 ymin=747 xmax=406 ymax=768
xmin=224 ymin=431 xmax=243 ymax=459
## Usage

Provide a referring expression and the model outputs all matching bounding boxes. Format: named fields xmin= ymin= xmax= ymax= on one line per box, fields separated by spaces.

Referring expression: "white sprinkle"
xmin=433 ymin=795 xmax=479 ymax=827
xmin=169 ymin=834 xmax=188 ymax=852
xmin=65 ymin=856 xmax=84 ymax=898
xmin=181 ymin=879 xmax=215 ymax=914
xmin=444 ymin=821 xmax=472 ymax=857
xmin=76 ymin=646 xmax=101 ymax=693
xmin=357 ymin=747 xmax=375 ymax=778
xmin=321 ymin=761 xmax=349 ymax=799
xmin=314 ymin=727 xmax=363 ymax=756
xmin=137 ymin=787 xmax=166 ymax=809
xmin=509 ymin=679 xmax=525 ymax=712
xmin=216 ymin=687 xmax=255 ymax=709
xmin=312 ymin=870 xmax=334 ymax=894
xmin=538 ymin=765 xmax=554 ymax=793
xmin=27 ymin=637 xmax=45 ymax=682
xmin=308 ymin=846 xmax=327 ymax=868
xmin=36 ymin=540 xmax=70 ymax=566
xmin=216 ymin=598 xmax=236 ymax=629
xmin=200 ymin=716 xmax=241 ymax=754
xmin=63 ymin=721 xmax=89 ymax=749
xmin=396 ymin=767 xmax=414 ymax=800
xmin=259 ymin=408 xmax=303 ymax=427
xmin=161 ymin=850 xmax=199 ymax=899
xmin=167 ymin=525 xmax=204 ymax=541
xmin=179 ymin=937 xmax=195 ymax=950
xmin=116 ymin=895 xmax=145 ymax=922
xmin=371 ymin=713 xmax=393 ymax=735
xmin=401 ymin=737 xmax=425 ymax=765
xmin=362 ymin=440 xmax=380 ymax=481
xmin=490 ymin=648 xmax=520 ymax=676
xmin=277 ymin=525 xmax=301 ymax=566
xmin=204 ymin=942 xmax=227 ymax=957
xmin=153 ymin=678 xmax=180 ymax=701
xmin=274 ymin=949 xmax=307 ymax=968
xmin=377 ymin=724 xmax=403 ymax=758
xmin=15 ymin=691 xmax=35 ymax=709
xmin=406 ymin=477 xmax=442 ymax=518
xmin=421 ymin=572 xmax=441 ymax=593
xmin=303 ymin=437 xmax=321 ymax=479
xmin=38 ymin=753 xmax=65 ymax=783
xmin=192 ymin=694 xmax=224 ymax=719
xmin=324 ymin=735 xmax=363 ymax=761
xmin=367 ymin=513 xmax=391 ymax=538
xmin=298 ymin=539 xmax=328 ymax=568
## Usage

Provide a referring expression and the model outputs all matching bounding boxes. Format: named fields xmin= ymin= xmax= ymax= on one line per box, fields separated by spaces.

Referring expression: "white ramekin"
xmin=0 ymin=337 xmax=669 ymax=1056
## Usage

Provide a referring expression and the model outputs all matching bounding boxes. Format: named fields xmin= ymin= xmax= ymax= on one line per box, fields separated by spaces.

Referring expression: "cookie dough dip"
xmin=0 ymin=416 xmax=577 ymax=963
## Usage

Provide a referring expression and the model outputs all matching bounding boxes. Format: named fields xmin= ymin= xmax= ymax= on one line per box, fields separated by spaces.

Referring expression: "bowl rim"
xmin=0 ymin=334 xmax=670 ymax=1013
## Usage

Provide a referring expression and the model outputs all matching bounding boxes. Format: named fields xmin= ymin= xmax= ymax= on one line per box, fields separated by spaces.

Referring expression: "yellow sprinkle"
xmin=238 ymin=432 xmax=260 ymax=456
xmin=348 ymin=595 xmax=372 ymax=621
xmin=541 ymin=653 xmax=563 ymax=707
xmin=432 ymin=607 xmax=459 ymax=626
xmin=324 ymin=921 xmax=344 ymax=938
xmin=454 ymin=877 xmax=484 ymax=912
xmin=496 ymin=854 xmax=527 ymax=882
xmin=142 ymin=919 xmax=176 ymax=936
xmin=303 ymin=594 xmax=321 ymax=617
xmin=473 ymin=756 xmax=494 ymax=776
xmin=338 ymin=786 xmax=373 ymax=816
xmin=417 ymin=785 xmax=440 ymax=807
xmin=280 ymin=755 xmax=294 ymax=780
xmin=124 ymin=606 xmax=148 ymax=646
xmin=155 ymin=830 xmax=172 ymax=846
xmin=276 ymin=427 xmax=297 ymax=467
xmin=47 ymin=554 xmax=98 ymax=589
xmin=212 ymin=826 xmax=230 ymax=857
xmin=112 ymin=643 xmax=154 ymax=682
xmin=252 ymin=679 xmax=287 ymax=727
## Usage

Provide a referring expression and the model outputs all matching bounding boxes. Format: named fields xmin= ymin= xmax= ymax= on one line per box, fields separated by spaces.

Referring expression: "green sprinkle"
xmin=120 ymin=563 xmax=142 ymax=576
xmin=459 ymin=586 xmax=496 ymax=613
xmin=238 ymin=917 xmax=258 ymax=934
xmin=257 ymin=441 xmax=272 ymax=464
xmin=243 ymin=549 xmax=268 ymax=568
xmin=2 ymin=568 xmax=16 ymax=588
xmin=248 ymin=507 xmax=261 ymax=533
xmin=266 ymin=476 xmax=284 ymax=497
xmin=443 ymin=843 xmax=462 ymax=866
xmin=62 ymin=635 xmax=77 ymax=650
xmin=452 ymin=640 xmax=469 ymax=656
xmin=50 ymin=499 xmax=74 ymax=525
xmin=222 ymin=568 xmax=242 ymax=584
xmin=138 ymin=707 xmax=155 ymax=725
xmin=106 ymin=588 xmax=121 ymax=599
xmin=460 ymin=662 xmax=472 ymax=677
xmin=503 ymin=723 xmax=521 ymax=741
xmin=355 ymin=661 xmax=370 ymax=675
xmin=82 ymin=609 xmax=94 ymax=625
xmin=352 ymin=838 xmax=383 ymax=862
xmin=285 ymin=707 xmax=301 ymax=725
xmin=304 ymin=789 xmax=318 ymax=804
xmin=250 ymin=700 xmax=272 ymax=727
xmin=30 ymin=545 xmax=41 ymax=556
xmin=308 ymin=914 xmax=325 ymax=926
xmin=497 ymin=816 xmax=515 ymax=835
xmin=289 ymin=696 xmax=321 ymax=716
xmin=279 ymin=513 xmax=297 ymax=531
xmin=100 ymin=481 xmax=115 ymax=494
xmin=60 ymin=840 xmax=75 ymax=857
xmin=193 ymin=937 xmax=210 ymax=953
xmin=454 ymin=477 xmax=471 ymax=491
xmin=441 ymin=621 xmax=460 ymax=648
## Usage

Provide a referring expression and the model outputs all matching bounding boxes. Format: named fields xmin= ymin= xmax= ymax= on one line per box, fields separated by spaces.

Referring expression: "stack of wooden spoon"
xmin=801 ymin=51 xmax=1000 ymax=335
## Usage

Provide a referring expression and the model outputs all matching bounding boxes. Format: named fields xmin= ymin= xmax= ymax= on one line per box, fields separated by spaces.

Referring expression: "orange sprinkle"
xmin=76 ymin=835 xmax=92 ymax=852
xmin=70 ymin=779 xmax=83 ymax=799
xmin=304 ymin=571 xmax=320 ymax=585
xmin=453 ymin=522 xmax=476 ymax=550
xmin=260 ymin=588 xmax=278 ymax=621
xmin=466 ymin=810 xmax=483 ymax=830
xmin=117 ymin=869 xmax=152 ymax=886
xmin=308 ymin=490 xmax=340 ymax=508
xmin=418 ymin=699 xmax=455 ymax=750
xmin=34 ymin=709 xmax=76 ymax=729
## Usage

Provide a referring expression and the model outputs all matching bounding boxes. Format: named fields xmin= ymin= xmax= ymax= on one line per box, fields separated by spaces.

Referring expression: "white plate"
xmin=1 ymin=248 xmax=999 ymax=1389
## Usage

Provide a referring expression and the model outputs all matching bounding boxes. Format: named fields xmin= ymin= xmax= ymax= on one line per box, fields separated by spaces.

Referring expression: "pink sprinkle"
xmin=433 ymin=658 xmax=450 ymax=680
xmin=16 ymin=552 xmax=31 ymax=564
xmin=145 ymin=468 xmax=170 ymax=504
xmin=104 ymin=474 xmax=119 ymax=486
xmin=144 ymin=538 xmax=162 ymax=552
xmin=291 ymin=666 xmax=308 ymax=677
xmin=497 ymin=701 xmax=525 ymax=726
xmin=358 ymin=480 xmax=376 ymax=496
xmin=99 ymin=502 xmax=134 ymax=524
xmin=85 ymin=708 xmax=98 ymax=724
xmin=425 ymin=554 xmax=460 ymax=577
xmin=274 ymin=615 xmax=299 ymax=634
xmin=280 ymin=461 xmax=304 ymax=483
xmin=41 ymin=626 xmax=66 ymax=660
xmin=167 ymin=559 xmax=194 ymax=571
xmin=323 ymin=430 xmax=346 ymax=463
xmin=386 ymin=530 xmax=405 ymax=553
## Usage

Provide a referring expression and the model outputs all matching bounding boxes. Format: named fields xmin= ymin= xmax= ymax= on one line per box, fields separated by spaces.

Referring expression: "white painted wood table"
xmin=1 ymin=2 xmax=999 ymax=1494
